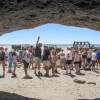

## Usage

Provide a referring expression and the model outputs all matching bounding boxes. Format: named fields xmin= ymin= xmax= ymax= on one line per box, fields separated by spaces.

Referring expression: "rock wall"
xmin=0 ymin=0 xmax=100 ymax=35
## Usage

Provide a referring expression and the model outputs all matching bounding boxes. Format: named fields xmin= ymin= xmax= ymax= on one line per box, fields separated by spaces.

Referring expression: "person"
xmin=43 ymin=46 xmax=51 ymax=76
xmin=86 ymin=48 xmax=92 ymax=69
xmin=82 ymin=49 xmax=87 ymax=68
xmin=22 ymin=47 xmax=32 ymax=78
xmin=12 ymin=52 xmax=17 ymax=77
xmin=0 ymin=47 xmax=5 ymax=77
xmin=58 ymin=49 xmax=65 ymax=69
xmin=73 ymin=50 xmax=80 ymax=74
xmin=96 ymin=49 xmax=100 ymax=70
xmin=19 ymin=49 xmax=23 ymax=62
xmin=65 ymin=47 xmax=72 ymax=75
xmin=34 ymin=36 xmax=42 ymax=75
xmin=51 ymin=47 xmax=57 ymax=76
xmin=7 ymin=51 xmax=13 ymax=73
xmin=78 ymin=50 xmax=82 ymax=70
xmin=91 ymin=50 xmax=96 ymax=71
xmin=4 ymin=48 xmax=8 ymax=66
xmin=29 ymin=49 xmax=35 ymax=70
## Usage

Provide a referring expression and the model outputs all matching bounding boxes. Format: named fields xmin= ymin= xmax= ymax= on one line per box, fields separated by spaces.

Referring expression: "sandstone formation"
xmin=0 ymin=0 xmax=100 ymax=35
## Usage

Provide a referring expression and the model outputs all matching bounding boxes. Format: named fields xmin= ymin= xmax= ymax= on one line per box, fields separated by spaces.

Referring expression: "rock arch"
xmin=0 ymin=0 xmax=100 ymax=35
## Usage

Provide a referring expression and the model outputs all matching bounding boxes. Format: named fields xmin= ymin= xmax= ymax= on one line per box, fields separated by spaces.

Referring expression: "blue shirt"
xmin=96 ymin=51 xmax=100 ymax=58
xmin=19 ymin=50 xmax=23 ymax=57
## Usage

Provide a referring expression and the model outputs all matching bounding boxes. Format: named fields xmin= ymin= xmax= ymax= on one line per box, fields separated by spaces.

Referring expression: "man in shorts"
xmin=0 ymin=47 xmax=5 ymax=77
xmin=34 ymin=36 xmax=42 ymax=75
xmin=58 ymin=49 xmax=65 ymax=69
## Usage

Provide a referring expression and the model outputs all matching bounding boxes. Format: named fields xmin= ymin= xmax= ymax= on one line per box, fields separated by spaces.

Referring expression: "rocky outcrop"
xmin=0 ymin=0 xmax=100 ymax=35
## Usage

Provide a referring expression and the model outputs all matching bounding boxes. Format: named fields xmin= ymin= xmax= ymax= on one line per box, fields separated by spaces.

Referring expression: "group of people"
xmin=0 ymin=36 xmax=100 ymax=78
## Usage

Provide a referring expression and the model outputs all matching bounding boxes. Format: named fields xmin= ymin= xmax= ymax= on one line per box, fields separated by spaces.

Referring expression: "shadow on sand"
xmin=78 ymin=98 xmax=100 ymax=100
xmin=0 ymin=91 xmax=41 ymax=100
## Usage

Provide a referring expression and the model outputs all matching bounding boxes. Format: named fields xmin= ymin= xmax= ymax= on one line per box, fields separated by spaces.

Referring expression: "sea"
xmin=0 ymin=44 xmax=100 ymax=54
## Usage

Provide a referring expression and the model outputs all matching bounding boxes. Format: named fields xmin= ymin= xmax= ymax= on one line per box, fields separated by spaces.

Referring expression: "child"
xmin=12 ymin=52 xmax=17 ymax=76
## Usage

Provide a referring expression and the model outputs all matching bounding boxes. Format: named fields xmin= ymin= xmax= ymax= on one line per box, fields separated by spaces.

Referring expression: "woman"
xmin=43 ymin=46 xmax=51 ymax=76
xmin=12 ymin=52 xmax=17 ymax=77
xmin=65 ymin=47 xmax=72 ymax=75
xmin=74 ymin=50 xmax=80 ymax=74
xmin=23 ymin=47 xmax=32 ymax=78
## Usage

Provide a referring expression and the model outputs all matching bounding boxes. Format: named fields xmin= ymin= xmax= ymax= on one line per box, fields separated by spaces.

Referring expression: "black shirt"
xmin=43 ymin=50 xmax=50 ymax=60
xmin=35 ymin=46 xmax=41 ymax=59
xmin=0 ymin=52 xmax=5 ymax=61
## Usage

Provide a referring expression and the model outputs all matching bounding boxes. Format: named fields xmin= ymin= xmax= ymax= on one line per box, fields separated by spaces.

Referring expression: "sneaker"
xmin=7 ymin=69 xmax=12 ymax=73
xmin=34 ymin=71 xmax=37 ymax=75
xmin=38 ymin=71 xmax=42 ymax=75
xmin=12 ymin=73 xmax=16 ymax=77
xmin=55 ymin=70 xmax=60 ymax=74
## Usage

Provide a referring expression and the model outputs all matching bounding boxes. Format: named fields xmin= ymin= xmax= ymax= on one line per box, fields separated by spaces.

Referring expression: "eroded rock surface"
xmin=0 ymin=0 xmax=100 ymax=35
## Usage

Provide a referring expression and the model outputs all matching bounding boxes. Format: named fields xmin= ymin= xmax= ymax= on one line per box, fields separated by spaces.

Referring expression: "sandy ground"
xmin=0 ymin=64 xmax=100 ymax=100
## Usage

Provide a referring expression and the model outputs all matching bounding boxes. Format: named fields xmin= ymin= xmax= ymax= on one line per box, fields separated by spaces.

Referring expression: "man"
xmin=23 ymin=47 xmax=32 ymax=78
xmin=58 ymin=49 xmax=65 ymax=68
xmin=19 ymin=49 xmax=23 ymax=62
xmin=91 ymin=50 xmax=96 ymax=71
xmin=34 ymin=36 xmax=42 ymax=75
xmin=43 ymin=46 xmax=51 ymax=76
xmin=51 ymin=47 xmax=57 ymax=76
xmin=96 ymin=49 xmax=100 ymax=69
xmin=65 ymin=47 xmax=72 ymax=75
xmin=82 ymin=49 xmax=87 ymax=68
xmin=0 ymin=47 xmax=5 ymax=77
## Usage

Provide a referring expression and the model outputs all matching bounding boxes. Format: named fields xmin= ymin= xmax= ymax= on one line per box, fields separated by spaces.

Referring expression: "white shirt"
xmin=23 ymin=50 xmax=32 ymax=63
xmin=59 ymin=51 xmax=65 ymax=59
xmin=66 ymin=50 xmax=72 ymax=60
xmin=92 ymin=52 xmax=96 ymax=61
xmin=5 ymin=50 xmax=8 ymax=57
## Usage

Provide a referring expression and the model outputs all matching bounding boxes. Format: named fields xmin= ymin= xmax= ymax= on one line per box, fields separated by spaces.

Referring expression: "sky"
xmin=0 ymin=23 xmax=100 ymax=44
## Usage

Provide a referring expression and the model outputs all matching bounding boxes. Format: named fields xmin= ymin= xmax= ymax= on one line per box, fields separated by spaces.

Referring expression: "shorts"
xmin=74 ymin=61 xmax=79 ymax=64
xmin=60 ymin=58 xmax=65 ymax=64
xmin=0 ymin=59 xmax=4 ymax=61
xmin=51 ymin=60 xmax=56 ymax=65
xmin=87 ymin=58 xmax=91 ymax=63
xmin=35 ymin=57 xmax=41 ymax=66
xmin=23 ymin=60 xmax=29 ymax=68
xmin=9 ymin=63 xmax=12 ymax=68
xmin=43 ymin=60 xmax=51 ymax=67
xmin=82 ymin=55 xmax=87 ymax=59
xmin=66 ymin=60 xmax=72 ymax=64
xmin=97 ymin=58 xmax=100 ymax=63
xmin=92 ymin=60 xmax=96 ymax=67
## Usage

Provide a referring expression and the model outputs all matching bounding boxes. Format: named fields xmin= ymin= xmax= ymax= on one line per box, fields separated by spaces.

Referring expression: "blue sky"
xmin=0 ymin=23 xmax=100 ymax=44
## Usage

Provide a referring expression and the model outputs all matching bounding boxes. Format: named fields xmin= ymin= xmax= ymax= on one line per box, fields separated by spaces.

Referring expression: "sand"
xmin=0 ymin=64 xmax=100 ymax=100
